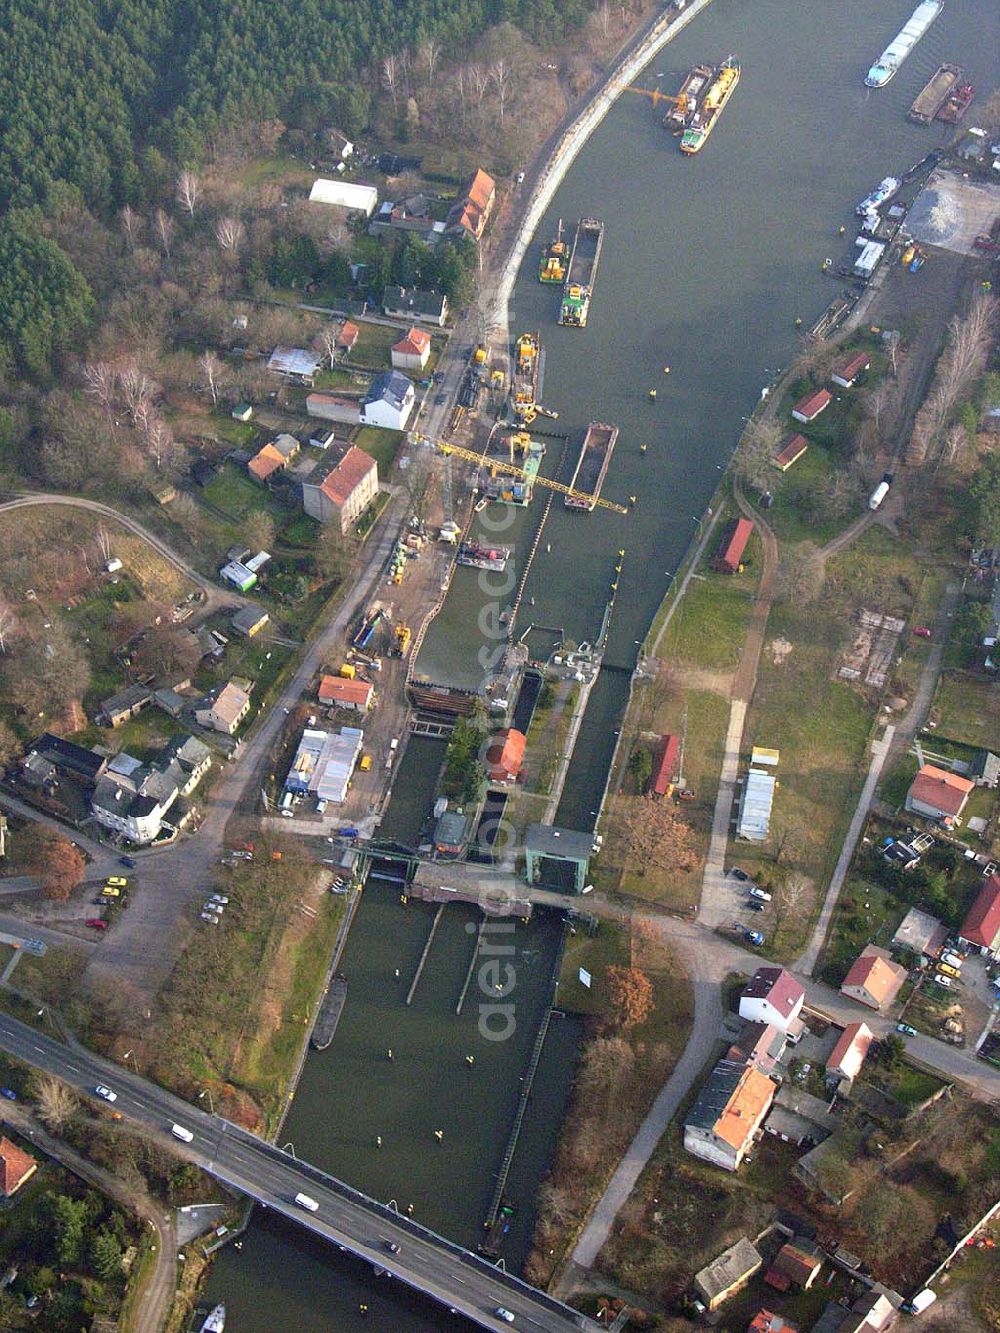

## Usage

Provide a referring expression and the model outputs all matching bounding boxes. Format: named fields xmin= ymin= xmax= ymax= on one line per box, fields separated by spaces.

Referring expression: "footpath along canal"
xmin=204 ymin=0 xmax=1000 ymax=1325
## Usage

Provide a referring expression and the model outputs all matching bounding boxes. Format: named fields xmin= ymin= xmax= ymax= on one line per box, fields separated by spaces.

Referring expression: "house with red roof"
xmin=337 ymin=320 xmax=360 ymax=355
xmin=391 ymin=326 xmax=432 ymax=372
xmin=445 ymin=168 xmax=496 ymax=241
xmin=827 ymin=1021 xmax=874 ymax=1081
xmin=648 ymin=733 xmax=681 ymax=797
xmin=791 ymin=388 xmax=832 ymax=424
xmin=772 ymin=433 xmax=809 ymax=472
xmin=0 ymin=1136 xmax=37 ymax=1197
xmin=739 ymin=967 xmax=805 ymax=1033
xmin=302 ymin=446 xmax=379 ymax=534
xmin=318 ymin=674 xmax=374 ymax=713
xmin=712 ymin=517 xmax=754 ymax=575
xmin=840 ymin=945 xmax=906 ymax=1010
xmin=905 ymin=763 xmax=974 ymax=825
xmin=830 ymin=351 xmax=872 ymax=389
xmin=749 ymin=1312 xmax=799 ymax=1333
xmin=959 ymin=874 xmax=1000 ymax=955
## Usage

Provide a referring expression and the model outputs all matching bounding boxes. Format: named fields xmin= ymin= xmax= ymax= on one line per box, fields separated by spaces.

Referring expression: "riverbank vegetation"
xmin=524 ymin=919 xmax=692 ymax=1289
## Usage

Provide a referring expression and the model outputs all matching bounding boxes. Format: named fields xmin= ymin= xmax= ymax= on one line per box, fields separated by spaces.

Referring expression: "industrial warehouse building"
xmin=284 ymin=726 xmax=364 ymax=806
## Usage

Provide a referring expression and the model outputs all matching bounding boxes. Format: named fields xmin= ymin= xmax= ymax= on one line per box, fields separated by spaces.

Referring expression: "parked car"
xmin=0 ymin=1087 xmax=17 ymax=1101
xmin=749 ymin=887 xmax=772 ymax=902
xmin=120 ymin=856 xmax=137 ymax=868
xmin=940 ymin=951 xmax=963 ymax=970
xmin=84 ymin=919 xmax=108 ymax=931
xmin=204 ymin=901 xmax=224 ymax=914
xmin=745 ymin=901 xmax=765 ymax=913
xmin=913 ymin=626 xmax=932 ymax=639
xmin=94 ymin=1085 xmax=118 ymax=1103
xmin=896 ymin=1023 xmax=918 ymax=1037
xmin=743 ymin=927 xmax=765 ymax=946
xmin=932 ymin=973 xmax=954 ymax=989
xmin=728 ymin=867 xmax=751 ymax=883
xmin=938 ymin=962 xmax=961 ymax=980
xmin=105 ymin=877 xmax=128 ymax=887
xmin=984 ymin=862 xmax=998 ymax=877
xmin=209 ymin=894 xmax=229 ymax=905
xmin=200 ymin=912 xmax=221 ymax=925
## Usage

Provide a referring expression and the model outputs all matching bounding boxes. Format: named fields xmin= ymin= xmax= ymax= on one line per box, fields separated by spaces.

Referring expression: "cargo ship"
xmin=510 ymin=331 xmax=540 ymax=420
xmin=564 ymin=423 xmax=620 ymax=512
xmin=663 ymin=63 xmax=714 ymax=132
xmin=558 ymin=218 xmax=604 ymax=328
xmin=457 ymin=541 xmax=511 ymax=571
xmin=199 ymin=1307 xmax=226 ymax=1333
xmin=937 ymin=80 xmax=974 ymax=122
xmin=539 ymin=220 xmax=568 ymax=282
xmin=679 ymin=59 xmax=740 ymax=155
xmin=864 ymin=0 xmax=942 ymax=88
xmin=908 ymin=63 xmax=962 ymax=123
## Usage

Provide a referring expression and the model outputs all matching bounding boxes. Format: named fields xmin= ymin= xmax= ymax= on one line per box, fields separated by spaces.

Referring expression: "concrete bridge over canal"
xmin=0 ymin=1011 xmax=595 ymax=1333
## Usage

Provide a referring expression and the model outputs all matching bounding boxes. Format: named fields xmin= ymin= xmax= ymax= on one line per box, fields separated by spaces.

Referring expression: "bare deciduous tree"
xmin=468 ymin=63 xmax=489 ymax=106
xmin=215 ymin=215 xmax=246 ymax=255
xmin=197 ymin=349 xmax=226 ymax=405
xmin=382 ymin=54 xmax=400 ymax=112
xmin=32 ymin=1074 xmax=78 ymax=1133
xmin=154 ymin=208 xmax=176 ymax=259
xmin=417 ymin=39 xmax=441 ymax=85
xmin=317 ymin=326 xmax=340 ymax=369
xmin=773 ymin=542 xmax=825 ymax=605
xmin=120 ymin=205 xmax=141 ymax=251
xmin=118 ymin=364 xmax=156 ymax=424
xmin=614 ymin=793 xmax=695 ymax=876
xmin=733 ymin=416 xmax=782 ymax=492
xmin=145 ymin=416 xmax=177 ymax=471
xmin=176 ymin=169 xmax=201 ymax=217
xmin=491 ymin=58 xmax=513 ymax=124
xmin=82 ymin=361 xmax=117 ymax=413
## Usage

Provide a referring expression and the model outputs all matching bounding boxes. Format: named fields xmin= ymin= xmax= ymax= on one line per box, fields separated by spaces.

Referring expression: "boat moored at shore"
xmin=856 ymin=176 xmax=901 ymax=216
xmin=663 ymin=63 xmax=714 ymax=132
xmin=558 ymin=218 xmax=604 ymax=328
xmin=538 ymin=220 xmax=568 ymax=282
xmin=199 ymin=1307 xmax=226 ymax=1333
xmin=457 ymin=541 xmax=511 ymax=571
xmin=565 ymin=423 xmax=620 ymax=512
xmin=936 ymin=80 xmax=974 ymax=122
xmin=864 ymin=0 xmax=943 ymax=88
xmin=510 ymin=331 xmax=540 ymax=421
xmin=908 ymin=63 xmax=962 ymax=123
xmin=679 ymin=59 xmax=740 ymax=155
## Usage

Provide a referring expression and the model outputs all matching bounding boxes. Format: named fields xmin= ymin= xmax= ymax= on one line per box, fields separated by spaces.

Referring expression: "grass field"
xmin=202 ymin=463 xmax=275 ymax=520
xmin=354 ymin=426 xmax=405 ymax=475
xmin=817 ymin=877 xmax=902 ymax=985
xmin=655 ymin=531 xmax=761 ymax=672
xmin=765 ymin=443 xmax=844 ymax=545
xmin=349 ymin=321 xmax=403 ymax=368
xmin=933 ymin=671 xmax=1000 ymax=752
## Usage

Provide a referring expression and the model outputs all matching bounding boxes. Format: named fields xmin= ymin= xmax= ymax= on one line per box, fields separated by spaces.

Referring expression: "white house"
xmin=391 ymin=327 xmax=432 ymax=372
xmin=738 ymin=967 xmax=805 ymax=1034
xmin=309 ymin=179 xmax=378 ymax=216
xmin=196 ymin=681 xmax=251 ymax=735
xmin=361 ymin=371 xmax=415 ymax=430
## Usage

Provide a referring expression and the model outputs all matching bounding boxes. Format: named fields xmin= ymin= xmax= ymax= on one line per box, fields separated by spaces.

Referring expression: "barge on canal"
xmin=564 ymin=423 xmax=619 ymax=512
xmin=908 ymin=64 xmax=962 ymax=124
xmin=558 ymin=218 xmax=604 ymax=328
xmin=864 ymin=0 xmax=942 ymax=88
xmin=311 ymin=974 xmax=347 ymax=1051
xmin=663 ymin=63 xmax=714 ymax=132
xmin=679 ymin=59 xmax=739 ymax=155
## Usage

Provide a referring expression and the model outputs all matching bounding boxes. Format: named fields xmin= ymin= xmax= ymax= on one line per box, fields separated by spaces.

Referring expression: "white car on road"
xmin=94 ymin=1085 xmax=118 ymax=1103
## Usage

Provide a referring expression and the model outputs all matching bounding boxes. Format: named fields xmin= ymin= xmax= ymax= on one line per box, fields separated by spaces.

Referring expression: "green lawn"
xmin=817 ymin=877 xmax=902 ymax=986
xmin=933 ymin=671 xmax=1000 ymax=752
xmin=313 ymin=367 xmax=355 ymax=390
xmin=765 ymin=443 xmax=846 ymax=545
xmin=354 ymin=426 xmax=404 ymax=476
xmin=348 ymin=321 xmax=403 ymax=368
xmin=657 ymin=560 xmax=760 ymax=672
xmin=280 ymin=512 xmax=321 ymax=547
xmin=556 ymin=920 xmax=629 ymax=1017
xmin=202 ymin=463 xmax=274 ymax=520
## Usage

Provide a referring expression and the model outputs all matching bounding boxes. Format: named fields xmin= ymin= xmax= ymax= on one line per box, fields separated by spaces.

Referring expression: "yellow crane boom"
xmin=413 ymin=433 xmax=629 ymax=515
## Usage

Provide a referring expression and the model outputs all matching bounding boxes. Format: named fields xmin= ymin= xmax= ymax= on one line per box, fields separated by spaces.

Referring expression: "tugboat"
xmin=679 ymin=59 xmax=740 ymax=155
xmin=936 ymin=81 xmax=974 ymax=122
xmin=199 ymin=1306 xmax=226 ymax=1333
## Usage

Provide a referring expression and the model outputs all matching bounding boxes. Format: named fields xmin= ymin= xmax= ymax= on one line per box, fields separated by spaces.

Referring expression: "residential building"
xmin=231 ymin=606 xmax=270 ymax=638
xmin=302 ymin=446 xmax=379 ymax=534
xmin=21 ymin=733 xmax=107 ymax=790
xmin=768 ymin=1239 xmax=822 ymax=1289
xmin=284 ymin=726 xmax=364 ymax=805
xmin=959 ymin=874 xmax=1000 ymax=954
xmin=840 ymin=945 xmax=907 ymax=1010
xmin=827 ymin=1021 xmax=874 ymax=1082
xmin=369 ymin=195 xmax=439 ymax=238
xmin=92 ymin=755 xmax=184 ymax=845
xmin=445 ymin=167 xmax=496 ymax=241
xmin=196 ymin=681 xmax=251 ymax=735
xmin=905 ymin=763 xmax=974 ymax=825
xmin=486 ymin=728 xmax=525 ymax=783
xmin=693 ymin=1237 xmax=764 ymax=1310
xmin=361 ymin=370 xmax=415 ymax=430
xmin=830 ymin=351 xmax=871 ymax=389
xmin=748 ymin=1313 xmax=799 ymax=1333
xmin=382 ymin=286 xmax=449 ymax=327
xmin=306 ymin=392 xmax=363 ymax=426
xmin=308 ymin=179 xmax=378 ymax=216
xmin=772 ymin=433 xmax=809 ymax=472
xmin=891 ymin=907 xmax=946 ymax=960
xmin=684 ymin=1059 xmax=776 ymax=1171
xmin=162 ymin=735 xmax=212 ymax=796
xmin=649 ymin=733 xmax=681 ymax=798
xmin=391 ymin=326 xmax=432 ymax=372
xmin=712 ymin=517 xmax=754 ymax=574
xmin=318 ymin=674 xmax=374 ymax=712
xmin=266 ymin=347 xmax=322 ymax=383
xmin=337 ymin=320 xmax=360 ymax=355
xmin=765 ymin=1084 xmax=838 ymax=1147
xmin=791 ymin=388 xmax=832 ymax=423
xmin=725 ymin=1021 xmax=786 ymax=1074
xmin=219 ymin=561 xmax=257 ymax=592
xmin=739 ymin=967 xmax=805 ymax=1033
xmin=0 ymin=1137 xmax=37 ymax=1197
xmin=96 ymin=684 xmax=153 ymax=728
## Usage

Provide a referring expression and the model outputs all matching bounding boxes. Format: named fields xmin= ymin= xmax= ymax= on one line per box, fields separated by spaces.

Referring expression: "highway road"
xmin=0 ymin=1010 xmax=595 ymax=1333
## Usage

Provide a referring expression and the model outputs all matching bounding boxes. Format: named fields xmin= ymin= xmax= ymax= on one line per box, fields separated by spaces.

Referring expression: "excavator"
xmin=411 ymin=432 xmax=629 ymax=515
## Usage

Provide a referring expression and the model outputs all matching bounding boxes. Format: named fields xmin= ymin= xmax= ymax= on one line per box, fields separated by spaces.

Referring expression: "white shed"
xmin=309 ymin=179 xmax=378 ymax=216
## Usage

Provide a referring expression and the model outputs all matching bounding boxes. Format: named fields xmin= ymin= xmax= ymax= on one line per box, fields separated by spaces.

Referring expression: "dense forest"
xmin=0 ymin=0 xmax=596 ymax=212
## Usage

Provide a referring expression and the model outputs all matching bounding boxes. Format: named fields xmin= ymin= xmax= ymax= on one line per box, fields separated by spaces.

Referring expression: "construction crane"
xmin=625 ymin=83 xmax=683 ymax=112
xmin=412 ymin=433 xmax=630 ymax=515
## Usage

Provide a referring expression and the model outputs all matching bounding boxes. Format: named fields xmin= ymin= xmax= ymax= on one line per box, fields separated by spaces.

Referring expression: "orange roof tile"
xmin=337 ymin=320 xmax=360 ymax=348
xmin=318 ymin=675 xmax=374 ymax=707
xmin=961 ymin=876 xmax=1000 ymax=949
xmin=248 ymin=444 xmax=285 ymax=481
xmin=714 ymin=1066 xmax=775 ymax=1151
xmin=319 ymin=445 xmax=376 ymax=507
xmin=0 ymin=1136 xmax=37 ymax=1196
xmin=827 ymin=1021 xmax=874 ymax=1079
xmin=393 ymin=327 xmax=431 ymax=356
xmin=841 ymin=949 xmax=906 ymax=1009
xmin=467 ymin=168 xmax=495 ymax=210
xmin=908 ymin=764 xmax=974 ymax=817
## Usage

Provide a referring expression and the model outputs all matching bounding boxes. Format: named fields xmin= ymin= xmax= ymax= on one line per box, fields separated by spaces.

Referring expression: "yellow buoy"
xmin=640 ymin=443 xmax=648 ymax=454
xmin=648 ymin=388 xmax=657 ymax=400
xmin=663 ymin=365 xmax=671 ymax=374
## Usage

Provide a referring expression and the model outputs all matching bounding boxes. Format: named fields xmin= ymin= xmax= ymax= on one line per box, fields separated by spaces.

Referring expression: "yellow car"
xmin=937 ymin=962 xmax=961 ymax=980
xmin=105 ymin=877 xmax=128 ymax=887
xmin=101 ymin=886 xmax=121 ymax=899
xmin=359 ymin=755 xmax=373 ymax=772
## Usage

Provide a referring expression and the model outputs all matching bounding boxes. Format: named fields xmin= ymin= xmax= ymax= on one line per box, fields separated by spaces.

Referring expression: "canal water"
xmin=205 ymin=0 xmax=1000 ymax=1325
